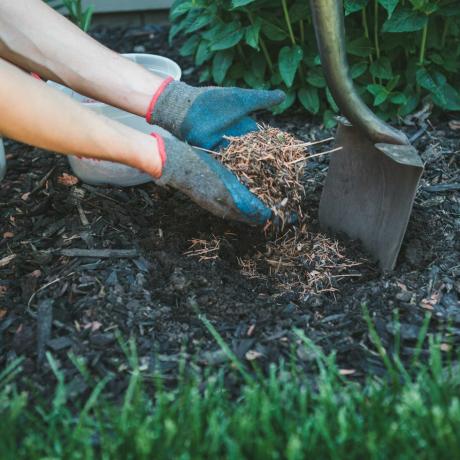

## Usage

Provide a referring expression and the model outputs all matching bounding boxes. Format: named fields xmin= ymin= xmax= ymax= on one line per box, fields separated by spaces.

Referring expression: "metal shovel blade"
xmin=319 ymin=120 xmax=424 ymax=271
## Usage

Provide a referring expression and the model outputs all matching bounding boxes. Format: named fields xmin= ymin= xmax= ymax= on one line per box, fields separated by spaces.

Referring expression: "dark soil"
xmin=1 ymin=24 xmax=459 ymax=397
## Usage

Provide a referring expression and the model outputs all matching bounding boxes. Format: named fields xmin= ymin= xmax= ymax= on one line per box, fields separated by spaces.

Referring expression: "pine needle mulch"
xmin=188 ymin=126 xmax=365 ymax=295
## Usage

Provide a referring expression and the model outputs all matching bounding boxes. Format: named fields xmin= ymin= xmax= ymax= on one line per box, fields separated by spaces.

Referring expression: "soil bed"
xmin=0 ymin=24 xmax=459 ymax=398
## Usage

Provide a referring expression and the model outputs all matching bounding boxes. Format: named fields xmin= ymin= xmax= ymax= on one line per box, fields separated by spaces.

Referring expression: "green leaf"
xmin=272 ymin=90 xmax=296 ymax=114
xmin=389 ymin=92 xmax=407 ymax=105
xmin=231 ymin=0 xmax=255 ymax=7
xmin=415 ymin=67 xmax=441 ymax=93
xmin=180 ymin=34 xmax=200 ymax=57
xmin=306 ymin=68 xmax=326 ymax=88
xmin=212 ymin=50 xmax=235 ymax=84
xmin=351 ymin=62 xmax=368 ymax=79
xmin=347 ymin=37 xmax=373 ymax=57
xmin=374 ymin=92 xmax=388 ymax=106
xmin=416 ymin=68 xmax=449 ymax=107
xmin=344 ymin=0 xmax=368 ymax=15
xmin=170 ymin=1 xmax=193 ymax=20
xmin=432 ymin=83 xmax=460 ymax=110
xmin=323 ymin=110 xmax=338 ymax=129
xmin=261 ymin=20 xmax=288 ymax=41
xmin=386 ymin=75 xmax=400 ymax=92
xmin=326 ymin=88 xmax=339 ymax=112
xmin=378 ymin=0 xmax=398 ymax=17
xmin=399 ymin=91 xmax=420 ymax=116
xmin=199 ymin=67 xmax=211 ymax=84
xmin=367 ymin=84 xmax=388 ymax=105
xmin=186 ymin=13 xmax=214 ymax=33
xmin=367 ymin=83 xmax=385 ymax=96
xmin=370 ymin=57 xmax=393 ymax=80
xmin=289 ymin=3 xmax=310 ymax=22
xmin=278 ymin=46 xmax=304 ymax=87
xmin=245 ymin=19 xmax=262 ymax=49
xmin=195 ymin=40 xmax=212 ymax=66
xmin=210 ymin=22 xmax=244 ymax=51
xmin=243 ymin=71 xmax=270 ymax=89
xmin=298 ymin=87 xmax=320 ymax=114
xmin=382 ymin=9 xmax=428 ymax=32
xmin=82 ymin=5 xmax=93 ymax=32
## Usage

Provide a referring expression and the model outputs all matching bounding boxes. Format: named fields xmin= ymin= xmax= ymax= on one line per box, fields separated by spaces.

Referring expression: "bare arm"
xmin=0 ymin=58 xmax=162 ymax=178
xmin=0 ymin=0 xmax=164 ymax=117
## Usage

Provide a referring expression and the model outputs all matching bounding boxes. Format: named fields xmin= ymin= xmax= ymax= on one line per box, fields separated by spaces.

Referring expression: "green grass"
xmin=1 ymin=321 xmax=460 ymax=459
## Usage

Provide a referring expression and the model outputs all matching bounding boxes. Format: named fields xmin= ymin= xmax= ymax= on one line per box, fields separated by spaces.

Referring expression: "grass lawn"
xmin=1 ymin=313 xmax=460 ymax=459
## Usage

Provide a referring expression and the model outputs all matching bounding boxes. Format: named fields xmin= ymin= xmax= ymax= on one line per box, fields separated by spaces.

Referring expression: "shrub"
xmin=170 ymin=0 xmax=460 ymax=124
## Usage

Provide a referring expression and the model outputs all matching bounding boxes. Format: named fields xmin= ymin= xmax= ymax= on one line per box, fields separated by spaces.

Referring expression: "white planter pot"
xmin=48 ymin=53 xmax=182 ymax=186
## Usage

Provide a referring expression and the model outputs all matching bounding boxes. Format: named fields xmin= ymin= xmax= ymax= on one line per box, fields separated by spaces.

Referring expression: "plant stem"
xmin=300 ymin=20 xmax=305 ymax=45
xmin=237 ymin=43 xmax=246 ymax=65
xmin=441 ymin=18 xmax=449 ymax=49
xmin=362 ymin=6 xmax=375 ymax=83
xmin=419 ymin=20 xmax=429 ymax=66
xmin=362 ymin=6 xmax=373 ymax=64
xmin=373 ymin=0 xmax=380 ymax=59
xmin=248 ymin=11 xmax=273 ymax=72
xmin=260 ymin=37 xmax=274 ymax=72
xmin=281 ymin=0 xmax=296 ymax=46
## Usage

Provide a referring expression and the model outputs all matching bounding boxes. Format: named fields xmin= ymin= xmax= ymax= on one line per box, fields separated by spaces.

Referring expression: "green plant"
xmin=46 ymin=0 xmax=94 ymax=32
xmin=170 ymin=0 xmax=460 ymax=124
xmin=2 ymin=327 xmax=460 ymax=459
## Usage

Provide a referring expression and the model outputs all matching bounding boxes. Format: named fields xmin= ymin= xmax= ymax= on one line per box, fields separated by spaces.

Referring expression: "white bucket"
xmin=48 ymin=53 xmax=182 ymax=186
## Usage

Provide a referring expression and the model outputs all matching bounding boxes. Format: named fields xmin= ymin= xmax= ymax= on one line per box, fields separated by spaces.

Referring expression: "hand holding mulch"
xmin=216 ymin=125 xmax=338 ymax=230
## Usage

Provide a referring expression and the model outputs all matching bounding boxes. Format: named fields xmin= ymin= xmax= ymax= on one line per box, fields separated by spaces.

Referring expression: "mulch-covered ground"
xmin=1 ymin=24 xmax=459 ymax=397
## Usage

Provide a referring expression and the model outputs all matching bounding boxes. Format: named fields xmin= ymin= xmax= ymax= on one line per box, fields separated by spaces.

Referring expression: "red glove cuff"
xmin=145 ymin=77 xmax=174 ymax=123
xmin=150 ymin=132 xmax=166 ymax=168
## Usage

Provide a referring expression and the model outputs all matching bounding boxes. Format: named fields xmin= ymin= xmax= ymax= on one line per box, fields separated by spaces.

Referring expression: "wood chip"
xmin=57 ymin=173 xmax=79 ymax=186
xmin=0 ymin=254 xmax=15 ymax=268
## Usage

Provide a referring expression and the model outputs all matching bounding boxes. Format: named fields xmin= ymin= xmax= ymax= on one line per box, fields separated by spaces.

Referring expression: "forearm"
xmin=0 ymin=0 xmax=164 ymax=117
xmin=0 ymin=58 xmax=162 ymax=178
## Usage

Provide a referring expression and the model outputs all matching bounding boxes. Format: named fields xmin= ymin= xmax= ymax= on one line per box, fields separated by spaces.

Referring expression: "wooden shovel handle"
xmin=309 ymin=0 xmax=409 ymax=146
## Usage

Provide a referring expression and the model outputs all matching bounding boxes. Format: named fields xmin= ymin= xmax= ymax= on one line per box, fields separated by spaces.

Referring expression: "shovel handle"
xmin=309 ymin=0 xmax=409 ymax=146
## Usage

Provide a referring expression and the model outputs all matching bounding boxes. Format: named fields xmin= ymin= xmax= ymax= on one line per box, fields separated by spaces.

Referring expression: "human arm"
xmin=0 ymin=57 xmax=163 ymax=177
xmin=0 ymin=0 xmax=285 ymax=150
xmin=0 ymin=0 xmax=164 ymax=117
xmin=0 ymin=58 xmax=271 ymax=224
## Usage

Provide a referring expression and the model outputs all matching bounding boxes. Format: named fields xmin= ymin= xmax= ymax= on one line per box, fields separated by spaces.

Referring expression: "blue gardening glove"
xmin=153 ymin=126 xmax=271 ymax=225
xmin=147 ymin=79 xmax=285 ymax=150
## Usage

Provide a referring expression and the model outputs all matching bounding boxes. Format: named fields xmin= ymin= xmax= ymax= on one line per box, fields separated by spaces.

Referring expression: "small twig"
xmin=286 ymin=147 xmax=343 ymax=165
xmin=193 ymin=146 xmax=222 ymax=156
xmin=60 ymin=248 xmax=139 ymax=258
xmin=28 ymin=272 xmax=75 ymax=308
xmin=31 ymin=166 xmax=57 ymax=195
xmin=76 ymin=201 xmax=89 ymax=226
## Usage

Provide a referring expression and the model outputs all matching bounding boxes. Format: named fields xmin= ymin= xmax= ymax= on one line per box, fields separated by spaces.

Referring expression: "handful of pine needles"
xmin=219 ymin=125 xmax=310 ymax=228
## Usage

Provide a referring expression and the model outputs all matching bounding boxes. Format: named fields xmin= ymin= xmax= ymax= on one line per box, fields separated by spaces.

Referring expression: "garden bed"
xmin=0 ymin=24 xmax=459 ymax=398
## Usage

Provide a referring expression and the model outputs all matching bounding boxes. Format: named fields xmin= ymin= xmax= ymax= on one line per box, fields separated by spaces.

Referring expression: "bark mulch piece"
xmin=0 ymin=24 xmax=459 ymax=400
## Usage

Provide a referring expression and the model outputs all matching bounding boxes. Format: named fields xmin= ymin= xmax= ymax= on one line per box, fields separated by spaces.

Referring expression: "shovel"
xmin=309 ymin=0 xmax=424 ymax=271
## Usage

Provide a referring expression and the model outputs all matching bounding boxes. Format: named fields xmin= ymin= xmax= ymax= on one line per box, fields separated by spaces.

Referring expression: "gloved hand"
xmin=146 ymin=79 xmax=285 ymax=150
xmin=152 ymin=126 xmax=271 ymax=225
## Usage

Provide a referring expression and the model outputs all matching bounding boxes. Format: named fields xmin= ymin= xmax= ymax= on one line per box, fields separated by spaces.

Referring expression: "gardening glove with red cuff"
xmin=153 ymin=126 xmax=272 ymax=225
xmin=146 ymin=78 xmax=285 ymax=150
